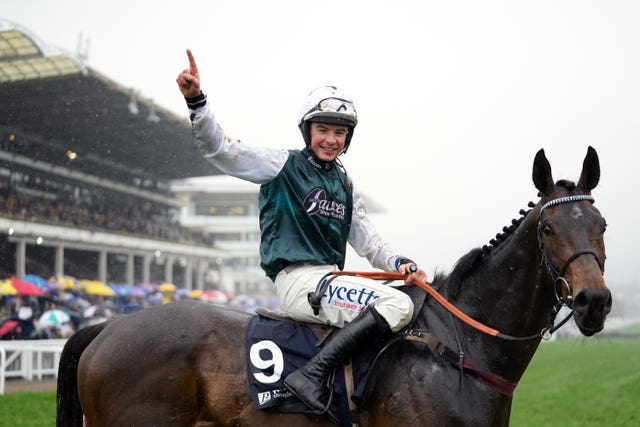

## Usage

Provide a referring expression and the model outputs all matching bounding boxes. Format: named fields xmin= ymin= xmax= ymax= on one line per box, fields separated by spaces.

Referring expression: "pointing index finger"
xmin=186 ymin=49 xmax=199 ymax=77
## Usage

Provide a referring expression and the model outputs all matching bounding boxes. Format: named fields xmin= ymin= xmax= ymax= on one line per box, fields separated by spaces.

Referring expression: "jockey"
xmin=176 ymin=49 xmax=428 ymax=418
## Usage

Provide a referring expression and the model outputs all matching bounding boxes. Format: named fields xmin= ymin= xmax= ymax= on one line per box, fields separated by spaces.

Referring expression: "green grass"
xmin=511 ymin=337 xmax=640 ymax=426
xmin=0 ymin=391 xmax=56 ymax=426
xmin=1 ymin=338 xmax=638 ymax=426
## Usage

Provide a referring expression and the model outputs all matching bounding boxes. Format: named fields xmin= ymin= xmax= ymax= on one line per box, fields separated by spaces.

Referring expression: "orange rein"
xmin=334 ymin=270 xmax=500 ymax=337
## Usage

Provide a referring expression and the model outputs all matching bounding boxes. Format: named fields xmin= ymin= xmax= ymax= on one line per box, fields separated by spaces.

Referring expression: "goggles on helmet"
xmin=302 ymin=97 xmax=358 ymax=127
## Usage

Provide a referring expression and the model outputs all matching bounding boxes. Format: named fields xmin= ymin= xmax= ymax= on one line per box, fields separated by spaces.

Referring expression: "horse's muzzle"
xmin=572 ymin=288 xmax=612 ymax=336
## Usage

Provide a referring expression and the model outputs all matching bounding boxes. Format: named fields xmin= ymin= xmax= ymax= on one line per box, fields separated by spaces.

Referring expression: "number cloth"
xmin=245 ymin=314 xmax=379 ymax=426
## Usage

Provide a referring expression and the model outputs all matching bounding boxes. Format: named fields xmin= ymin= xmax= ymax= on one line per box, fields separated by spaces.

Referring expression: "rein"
xmin=332 ymin=268 xmax=566 ymax=397
xmin=335 ymin=270 xmax=573 ymax=341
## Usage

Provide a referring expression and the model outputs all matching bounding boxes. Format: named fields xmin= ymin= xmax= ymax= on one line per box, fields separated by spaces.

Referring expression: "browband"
xmin=540 ymin=195 xmax=594 ymax=213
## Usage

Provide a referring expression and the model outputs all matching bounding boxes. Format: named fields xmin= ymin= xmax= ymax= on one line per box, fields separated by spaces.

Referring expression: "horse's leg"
xmin=56 ymin=322 xmax=109 ymax=427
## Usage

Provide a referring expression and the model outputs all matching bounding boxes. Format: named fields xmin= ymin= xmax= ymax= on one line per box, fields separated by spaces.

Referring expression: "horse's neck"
xmin=438 ymin=211 xmax=556 ymax=381
xmin=477 ymin=216 xmax=551 ymax=329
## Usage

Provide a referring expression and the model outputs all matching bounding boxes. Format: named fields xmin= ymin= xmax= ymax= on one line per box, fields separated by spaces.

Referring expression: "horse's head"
xmin=532 ymin=146 xmax=611 ymax=336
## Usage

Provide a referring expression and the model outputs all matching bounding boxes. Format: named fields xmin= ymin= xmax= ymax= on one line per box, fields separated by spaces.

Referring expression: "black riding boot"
xmin=284 ymin=307 xmax=392 ymax=416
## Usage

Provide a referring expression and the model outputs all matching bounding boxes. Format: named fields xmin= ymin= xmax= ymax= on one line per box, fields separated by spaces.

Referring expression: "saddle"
xmin=255 ymin=306 xmax=335 ymax=345
xmin=245 ymin=307 xmax=381 ymax=427
xmin=245 ymin=282 xmax=429 ymax=426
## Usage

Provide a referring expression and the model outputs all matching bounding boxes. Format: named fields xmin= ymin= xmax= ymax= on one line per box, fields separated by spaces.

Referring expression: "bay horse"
xmin=57 ymin=147 xmax=611 ymax=426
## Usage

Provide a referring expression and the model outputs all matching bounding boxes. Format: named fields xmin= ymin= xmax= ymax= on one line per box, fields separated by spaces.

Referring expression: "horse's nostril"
xmin=573 ymin=291 xmax=588 ymax=310
xmin=573 ymin=289 xmax=612 ymax=315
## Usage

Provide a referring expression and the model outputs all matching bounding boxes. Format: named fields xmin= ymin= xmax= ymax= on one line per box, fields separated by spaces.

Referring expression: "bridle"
xmin=333 ymin=194 xmax=605 ymax=342
xmin=537 ymin=194 xmax=605 ymax=309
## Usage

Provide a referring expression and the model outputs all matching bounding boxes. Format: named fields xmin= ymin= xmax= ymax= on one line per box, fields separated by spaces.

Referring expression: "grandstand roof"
xmin=0 ymin=21 xmax=219 ymax=182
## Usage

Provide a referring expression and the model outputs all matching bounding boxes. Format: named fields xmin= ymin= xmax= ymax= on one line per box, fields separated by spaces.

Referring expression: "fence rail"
xmin=0 ymin=339 xmax=67 ymax=395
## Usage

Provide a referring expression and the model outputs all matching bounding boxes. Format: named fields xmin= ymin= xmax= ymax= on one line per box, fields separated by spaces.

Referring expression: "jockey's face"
xmin=309 ymin=122 xmax=348 ymax=162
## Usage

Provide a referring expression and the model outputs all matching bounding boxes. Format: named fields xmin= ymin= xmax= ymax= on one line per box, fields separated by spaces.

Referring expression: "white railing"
xmin=0 ymin=339 xmax=67 ymax=395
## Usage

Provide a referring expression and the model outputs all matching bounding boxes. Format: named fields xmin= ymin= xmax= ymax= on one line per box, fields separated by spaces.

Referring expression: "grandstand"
xmin=0 ymin=20 xmax=227 ymax=291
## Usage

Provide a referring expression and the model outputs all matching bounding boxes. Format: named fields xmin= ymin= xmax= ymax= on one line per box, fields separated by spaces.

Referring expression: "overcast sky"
xmin=3 ymin=1 xmax=639 ymax=295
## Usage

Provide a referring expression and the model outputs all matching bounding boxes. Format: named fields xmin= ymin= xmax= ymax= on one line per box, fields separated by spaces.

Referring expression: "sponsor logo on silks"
xmin=272 ymin=388 xmax=294 ymax=399
xmin=303 ymin=187 xmax=346 ymax=220
xmin=257 ymin=388 xmax=293 ymax=406
xmin=323 ymin=281 xmax=381 ymax=311
xmin=258 ymin=391 xmax=272 ymax=405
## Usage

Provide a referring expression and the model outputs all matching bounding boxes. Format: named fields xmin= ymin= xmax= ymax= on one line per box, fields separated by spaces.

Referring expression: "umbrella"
xmin=80 ymin=280 xmax=116 ymax=296
xmin=38 ymin=309 xmax=71 ymax=328
xmin=108 ymin=284 xmax=135 ymax=297
xmin=50 ymin=275 xmax=79 ymax=290
xmin=130 ymin=287 xmax=145 ymax=298
xmin=158 ymin=283 xmax=175 ymax=293
xmin=175 ymin=288 xmax=190 ymax=298
xmin=0 ymin=280 xmax=17 ymax=296
xmin=0 ymin=320 xmax=19 ymax=337
xmin=63 ymin=295 xmax=91 ymax=312
xmin=200 ymin=289 xmax=229 ymax=303
xmin=22 ymin=274 xmax=51 ymax=290
xmin=6 ymin=277 xmax=44 ymax=296
xmin=133 ymin=283 xmax=154 ymax=297
xmin=82 ymin=304 xmax=115 ymax=319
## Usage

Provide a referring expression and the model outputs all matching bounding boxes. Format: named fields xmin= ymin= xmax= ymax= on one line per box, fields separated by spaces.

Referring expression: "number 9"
xmin=249 ymin=340 xmax=284 ymax=384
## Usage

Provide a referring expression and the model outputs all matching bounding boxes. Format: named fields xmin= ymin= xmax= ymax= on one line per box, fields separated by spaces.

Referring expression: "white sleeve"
xmin=190 ymin=102 xmax=289 ymax=184
xmin=348 ymin=182 xmax=401 ymax=272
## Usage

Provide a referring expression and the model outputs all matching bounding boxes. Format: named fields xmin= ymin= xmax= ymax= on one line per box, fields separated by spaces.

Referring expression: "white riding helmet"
xmin=298 ymin=85 xmax=358 ymax=153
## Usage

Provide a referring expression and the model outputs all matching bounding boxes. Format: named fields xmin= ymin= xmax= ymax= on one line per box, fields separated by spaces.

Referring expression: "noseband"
xmin=537 ymin=195 xmax=605 ymax=307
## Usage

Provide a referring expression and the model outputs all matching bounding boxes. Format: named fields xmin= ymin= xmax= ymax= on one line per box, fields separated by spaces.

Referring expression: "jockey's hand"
xmin=176 ymin=49 xmax=201 ymax=98
xmin=398 ymin=260 xmax=427 ymax=285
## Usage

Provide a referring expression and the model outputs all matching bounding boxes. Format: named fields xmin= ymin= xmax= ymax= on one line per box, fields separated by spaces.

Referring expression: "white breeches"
xmin=274 ymin=264 xmax=414 ymax=332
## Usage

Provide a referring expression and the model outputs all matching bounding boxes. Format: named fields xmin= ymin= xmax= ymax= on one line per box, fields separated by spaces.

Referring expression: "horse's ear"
xmin=532 ymin=149 xmax=554 ymax=196
xmin=577 ymin=146 xmax=600 ymax=191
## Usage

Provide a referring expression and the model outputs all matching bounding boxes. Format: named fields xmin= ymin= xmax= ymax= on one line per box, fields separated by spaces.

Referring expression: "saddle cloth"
xmin=245 ymin=310 xmax=378 ymax=426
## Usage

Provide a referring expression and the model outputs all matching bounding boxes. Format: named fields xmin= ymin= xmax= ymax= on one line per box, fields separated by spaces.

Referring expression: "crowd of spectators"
xmin=0 ymin=173 xmax=214 ymax=245
xmin=1 ymin=129 xmax=169 ymax=190
xmin=1 ymin=292 xmax=115 ymax=340
xmin=1 ymin=127 xmax=215 ymax=245
xmin=0 ymin=280 xmax=278 ymax=341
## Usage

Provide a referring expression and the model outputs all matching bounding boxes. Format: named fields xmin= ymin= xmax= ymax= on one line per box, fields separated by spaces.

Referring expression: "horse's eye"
xmin=541 ymin=224 xmax=555 ymax=237
xmin=602 ymin=219 xmax=608 ymax=233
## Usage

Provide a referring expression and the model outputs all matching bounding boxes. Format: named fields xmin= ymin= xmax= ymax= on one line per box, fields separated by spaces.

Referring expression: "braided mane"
xmin=437 ymin=179 xmax=579 ymax=297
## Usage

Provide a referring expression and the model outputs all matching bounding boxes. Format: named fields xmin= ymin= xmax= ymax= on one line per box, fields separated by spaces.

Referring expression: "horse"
xmin=56 ymin=146 xmax=611 ymax=426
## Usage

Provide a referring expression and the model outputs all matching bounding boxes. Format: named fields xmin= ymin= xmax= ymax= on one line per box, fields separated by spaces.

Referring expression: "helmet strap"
xmin=335 ymin=157 xmax=351 ymax=191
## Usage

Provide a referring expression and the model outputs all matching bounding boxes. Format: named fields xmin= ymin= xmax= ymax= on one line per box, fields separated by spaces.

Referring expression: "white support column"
xmin=196 ymin=259 xmax=206 ymax=291
xmin=15 ymin=239 xmax=26 ymax=277
xmin=184 ymin=258 xmax=193 ymax=290
xmin=164 ymin=255 xmax=174 ymax=284
xmin=142 ymin=254 xmax=151 ymax=284
xmin=98 ymin=250 xmax=107 ymax=283
xmin=126 ymin=252 xmax=134 ymax=285
xmin=55 ymin=244 xmax=65 ymax=277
